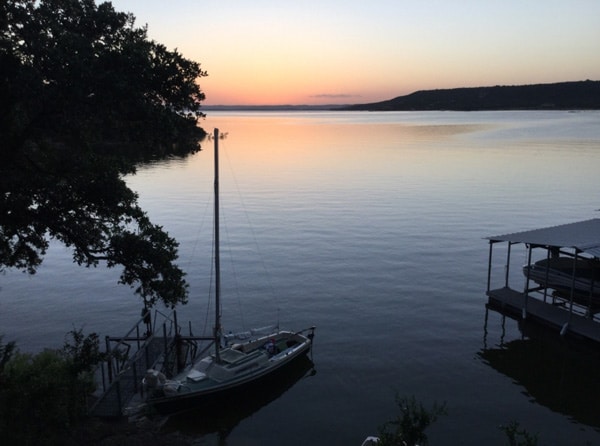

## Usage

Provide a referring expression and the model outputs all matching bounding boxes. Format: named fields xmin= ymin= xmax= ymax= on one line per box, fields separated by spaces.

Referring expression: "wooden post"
xmin=105 ymin=335 xmax=113 ymax=383
xmin=487 ymin=241 xmax=493 ymax=293
xmin=504 ymin=241 xmax=512 ymax=288
xmin=567 ymin=252 xmax=578 ymax=325
xmin=542 ymin=247 xmax=550 ymax=303
xmin=522 ymin=245 xmax=533 ymax=319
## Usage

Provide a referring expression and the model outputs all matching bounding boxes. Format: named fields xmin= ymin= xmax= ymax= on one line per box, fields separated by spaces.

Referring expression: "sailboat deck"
xmin=219 ymin=347 xmax=247 ymax=364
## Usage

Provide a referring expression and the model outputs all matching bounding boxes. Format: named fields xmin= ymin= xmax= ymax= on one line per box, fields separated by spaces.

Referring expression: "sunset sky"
xmin=110 ymin=0 xmax=600 ymax=106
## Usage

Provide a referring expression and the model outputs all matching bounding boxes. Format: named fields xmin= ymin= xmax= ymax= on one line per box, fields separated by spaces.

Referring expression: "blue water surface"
xmin=2 ymin=110 xmax=600 ymax=445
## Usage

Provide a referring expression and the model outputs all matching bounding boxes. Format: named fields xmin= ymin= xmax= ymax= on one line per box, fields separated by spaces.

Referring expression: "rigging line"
xmin=184 ymin=189 xmax=212 ymax=273
xmin=202 ymin=214 xmax=216 ymax=339
xmin=219 ymin=205 xmax=247 ymax=332
xmin=221 ymin=144 xmax=281 ymax=327
xmin=182 ymin=171 xmax=214 ymax=340
xmin=217 ymin=143 xmax=249 ymax=332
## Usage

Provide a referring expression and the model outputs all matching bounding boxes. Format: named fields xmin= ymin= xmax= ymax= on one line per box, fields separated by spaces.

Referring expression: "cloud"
xmin=309 ymin=93 xmax=362 ymax=99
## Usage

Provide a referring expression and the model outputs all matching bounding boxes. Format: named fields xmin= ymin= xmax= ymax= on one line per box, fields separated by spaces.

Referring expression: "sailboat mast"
xmin=213 ymin=128 xmax=222 ymax=362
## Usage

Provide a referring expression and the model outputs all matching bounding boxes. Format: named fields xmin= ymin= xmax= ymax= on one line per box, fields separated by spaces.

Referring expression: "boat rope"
xmin=220 ymin=144 xmax=282 ymax=330
xmin=184 ymin=184 xmax=212 ymax=275
xmin=220 ymin=206 xmax=247 ymax=332
xmin=202 ymin=220 xmax=215 ymax=339
xmin=178 ymin=145 xmax=214 ymax=340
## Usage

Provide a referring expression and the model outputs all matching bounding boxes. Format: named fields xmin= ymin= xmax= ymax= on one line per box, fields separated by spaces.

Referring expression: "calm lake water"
xmin=2 ymin=110 xmax=600 ymax=445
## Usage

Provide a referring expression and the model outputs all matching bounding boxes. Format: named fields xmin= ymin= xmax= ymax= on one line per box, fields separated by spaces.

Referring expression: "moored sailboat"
xmin=143 ymin=128 xmax=315 ymax=414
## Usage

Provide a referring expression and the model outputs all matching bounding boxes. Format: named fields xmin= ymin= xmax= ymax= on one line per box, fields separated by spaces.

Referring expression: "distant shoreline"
xmin=204 ymin=80 xmax=600 ymax=112
xmin=202 ymin=104 xmax=347 ymax=111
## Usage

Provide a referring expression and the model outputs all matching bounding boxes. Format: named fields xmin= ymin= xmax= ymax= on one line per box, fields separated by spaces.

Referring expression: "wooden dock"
xmin=485 ymin=219 xmax=600 ymax=344
xmin=88 ymin=309 xmax=205 ymax=417
xmin=487 ymin=287 xmax=600 ymax=343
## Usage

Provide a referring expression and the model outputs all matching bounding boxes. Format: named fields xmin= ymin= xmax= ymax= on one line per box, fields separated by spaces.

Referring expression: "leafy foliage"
xmin=377 ymin=394 xmax=447 ymax=446
xmin=62 ymin=328 xmax=106 ymax=385
xmin=0 ymin=0 xmax=208 ymax=306
xmin=0 ymin=335 xmax=17 ymax=373
xmin=0 ymin=330 xmax=104 ymax=445
xmin=499 ymin=421 xmax=539 ymax=446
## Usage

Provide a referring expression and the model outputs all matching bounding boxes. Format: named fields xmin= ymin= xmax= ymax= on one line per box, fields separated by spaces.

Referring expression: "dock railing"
xmin=88 ymin=309 xmax=179 ymax=417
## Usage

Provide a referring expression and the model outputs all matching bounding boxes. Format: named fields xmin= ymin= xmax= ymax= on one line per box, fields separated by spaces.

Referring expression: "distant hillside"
xmin=345 ymin=80 xmax=600 ymax=111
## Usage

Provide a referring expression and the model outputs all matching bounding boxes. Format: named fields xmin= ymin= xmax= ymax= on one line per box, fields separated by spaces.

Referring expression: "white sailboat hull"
xmin=145 ymin=329 xmax=313 ymax=414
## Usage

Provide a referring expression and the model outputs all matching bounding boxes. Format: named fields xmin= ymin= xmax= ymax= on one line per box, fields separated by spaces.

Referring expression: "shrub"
xmin=0 ymin=330 xmax=104 ymax=445
xmin=377 ymin=394 xmax=447 ymax=446
xmin=500 ymin=421 xmax=539 ymax=446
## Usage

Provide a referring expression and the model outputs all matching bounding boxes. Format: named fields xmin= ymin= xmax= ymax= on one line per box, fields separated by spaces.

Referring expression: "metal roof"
xmin=486 ymin=218 xmax=600 ymax=257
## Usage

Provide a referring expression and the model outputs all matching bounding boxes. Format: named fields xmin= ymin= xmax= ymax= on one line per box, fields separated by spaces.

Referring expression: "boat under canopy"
xmin=485 ymin=218 xmax=600 ymax=342
xmin=523 ymin=256 xmax=600 ymax=305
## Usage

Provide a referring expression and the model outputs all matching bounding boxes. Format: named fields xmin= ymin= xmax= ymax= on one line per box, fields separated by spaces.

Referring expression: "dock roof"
xmin=486 ymin=218 xmax=600 ymax=257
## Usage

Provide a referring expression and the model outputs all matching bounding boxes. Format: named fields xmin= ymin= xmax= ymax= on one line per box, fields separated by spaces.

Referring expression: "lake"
xmin=1 ymin=110 xmax=600 ymax=445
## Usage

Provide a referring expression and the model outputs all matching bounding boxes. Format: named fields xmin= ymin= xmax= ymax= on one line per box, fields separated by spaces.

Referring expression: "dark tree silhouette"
xmin=0 ymin=0 xmax=208 ymax=307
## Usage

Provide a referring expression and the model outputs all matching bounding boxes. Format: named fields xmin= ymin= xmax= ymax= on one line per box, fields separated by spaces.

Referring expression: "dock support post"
xmin=105 ymin=335 xmax=113 ymax=383
xmin=116 ymin=379 xmax=122 ymax=416
xmin=567 ymin=253 xmax=578 ymax=325
xmin=162 ymin=323 xmax=168 ymax=366
xmin=487 ymin=241 xmax=493 ymax=293
xmin=504 ymin=242 xmax=512 ymax=288
xmin=522 ymin=245 xmax=533 ymax=319
xmin=542 ymin=247 xmax=551 ymax=303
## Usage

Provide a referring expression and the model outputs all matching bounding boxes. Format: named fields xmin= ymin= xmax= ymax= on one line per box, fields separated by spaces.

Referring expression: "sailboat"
xmin=143 ymin=128 xmax=315 ymax=414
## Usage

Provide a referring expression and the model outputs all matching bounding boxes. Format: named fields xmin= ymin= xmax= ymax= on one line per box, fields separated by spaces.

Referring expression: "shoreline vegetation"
xmin=202 ymin=80 xmax=600 ymax=112
xmin=0 ymin=329 xmax=539 ymax=445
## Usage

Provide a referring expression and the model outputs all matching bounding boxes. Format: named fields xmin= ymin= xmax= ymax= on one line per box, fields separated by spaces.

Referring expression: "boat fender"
xmin=143 ymin=369 xmax=166 ymax=390
xmin=560 ymin=322 xmax=569 ymax=336
xmin=163 ymin=381 xmax=181 ymax=396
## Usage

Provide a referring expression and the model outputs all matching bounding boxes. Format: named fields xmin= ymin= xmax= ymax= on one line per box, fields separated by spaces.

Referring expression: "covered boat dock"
xmin=486 ymin=218 xmax=600 ymax=343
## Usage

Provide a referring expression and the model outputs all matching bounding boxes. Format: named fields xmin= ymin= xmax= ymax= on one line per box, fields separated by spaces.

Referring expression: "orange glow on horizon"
xmin=109 ymin=0 xmax=600 ymax=106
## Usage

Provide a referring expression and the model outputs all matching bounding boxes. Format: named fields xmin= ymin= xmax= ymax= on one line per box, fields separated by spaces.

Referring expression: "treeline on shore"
xmin=345 ymin=80 xmax=600 ymax=111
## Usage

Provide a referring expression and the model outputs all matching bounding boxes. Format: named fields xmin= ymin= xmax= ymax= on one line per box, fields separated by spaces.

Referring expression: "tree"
xmin=0 ymin=0 xmax=208 ymax=307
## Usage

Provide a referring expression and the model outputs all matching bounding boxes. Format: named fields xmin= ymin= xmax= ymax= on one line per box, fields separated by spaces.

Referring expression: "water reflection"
xmin=201 ymin=112 xmax=494 ymax=176
xmin=160 ymin=355 xmax=316 ymax=441
xmin=481 ymin=306 xmax=600 ymax=429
